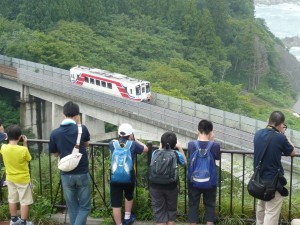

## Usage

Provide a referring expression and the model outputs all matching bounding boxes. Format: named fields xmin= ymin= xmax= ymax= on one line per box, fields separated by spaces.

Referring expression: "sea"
xmin=255 ymin=3 xmax=300 ymax=62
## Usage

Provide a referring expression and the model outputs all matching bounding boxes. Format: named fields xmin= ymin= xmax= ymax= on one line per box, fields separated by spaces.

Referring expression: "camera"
xmin=20 ymin=135 xmax=26 ymax=142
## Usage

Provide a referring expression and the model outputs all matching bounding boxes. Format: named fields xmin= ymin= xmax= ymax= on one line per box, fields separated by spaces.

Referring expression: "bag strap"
xmin=193 ymin=140 xmax=214 ymax=155
xmin=72 ymin=125 xmax=82 ymax=154
xmin=125 ymin=140 xmax=133 ymax=150
xmin=113 ymin=140 xmax=133 ymax=150
xmin=256 ymin=131 xmax=276 ymax=168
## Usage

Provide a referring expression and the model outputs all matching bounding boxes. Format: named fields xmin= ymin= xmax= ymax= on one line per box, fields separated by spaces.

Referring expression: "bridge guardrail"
xmin=0 ymin=54 xmax=299 ymax=151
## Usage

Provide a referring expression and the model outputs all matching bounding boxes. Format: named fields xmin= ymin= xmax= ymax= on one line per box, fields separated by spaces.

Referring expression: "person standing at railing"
xmin=254 ymin=111 xmax=296 ymax=225
xmin=49 ymin=101 xmax=91 ymax=225
xmin=149 ymin=131 xmax=187 ymax=225
xmin=109 ymin=123 xmax=148 ymax=225
xmin=187 ymin=119 xmax=221 ymax=225
xmin=0 ymin=125 xmax=33 ymax=225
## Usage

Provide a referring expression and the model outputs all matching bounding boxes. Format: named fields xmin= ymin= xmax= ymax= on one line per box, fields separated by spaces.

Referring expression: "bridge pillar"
xmin=20 ymin=87 xmax=52 ymax=140
xmin=82 ymin=114 xmax=106 ymax=141
xmin=20 ymin=85 xmax=40 ymax=137
xmin=51 ymin=103 xmax=64 ymax=130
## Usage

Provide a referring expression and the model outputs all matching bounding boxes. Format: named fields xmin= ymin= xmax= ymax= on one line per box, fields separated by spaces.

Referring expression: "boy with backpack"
xmin=149 ymin=131 xmax=187 ymax=225
xmin=109 ymin=123 xmax=148 ymax=225
xmin=187 ymin=120 xmax=220 ymax=225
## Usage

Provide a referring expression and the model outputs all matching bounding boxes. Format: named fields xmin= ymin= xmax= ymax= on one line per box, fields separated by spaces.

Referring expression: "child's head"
xmin=198 ymin=120 xmax=213 ymax=135
xmin=118 ymin=123 xmax=134 ymax=139
xmin=6 ymin=125 xmax=22 ymax=141
xmin=63 ymin=101 xmax=80 ymax=118
xmin=161 ymin=131 xmax=177 ymax=150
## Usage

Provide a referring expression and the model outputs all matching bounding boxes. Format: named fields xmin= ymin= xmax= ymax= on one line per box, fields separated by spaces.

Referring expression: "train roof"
xmin=71 ymin=66 xmax=149 ymax=85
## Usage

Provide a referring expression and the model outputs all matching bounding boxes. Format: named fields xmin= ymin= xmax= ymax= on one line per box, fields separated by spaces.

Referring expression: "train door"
xmin=135 ymin=85 xmax=141 ymax=100
xmin=140 ymin=82 xmax=151 ymax=102
xmin=70 ymin=68 xmax=81 ymax=83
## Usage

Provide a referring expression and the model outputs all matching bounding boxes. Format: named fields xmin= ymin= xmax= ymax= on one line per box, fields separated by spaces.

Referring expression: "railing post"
xmin=146 ymin=141 xmax=153 ymax=191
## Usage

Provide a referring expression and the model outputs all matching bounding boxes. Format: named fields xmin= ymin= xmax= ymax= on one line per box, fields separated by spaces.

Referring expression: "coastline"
xmin=254 ymin=0 xmax=300 ymax=5
xmin=255 ymin=2 xmax=300 ymax=61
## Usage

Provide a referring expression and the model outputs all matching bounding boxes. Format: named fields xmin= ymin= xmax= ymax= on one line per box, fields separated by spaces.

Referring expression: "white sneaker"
xmin=25 ymin=222 xmax=33 ymax=225
xmin=10 ymin=218 xmax=21 ymax=225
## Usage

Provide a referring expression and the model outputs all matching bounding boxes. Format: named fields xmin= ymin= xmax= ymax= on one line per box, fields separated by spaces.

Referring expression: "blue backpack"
xmin=188 ymin=141 xmax=217 ymax=189
xmin=110 ymin=140 xmax=134 ymax=183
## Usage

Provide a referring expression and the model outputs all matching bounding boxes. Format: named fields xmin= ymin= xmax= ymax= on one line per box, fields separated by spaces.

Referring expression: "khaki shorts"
xmin=6 ymin=181 xmax=33 ymax=205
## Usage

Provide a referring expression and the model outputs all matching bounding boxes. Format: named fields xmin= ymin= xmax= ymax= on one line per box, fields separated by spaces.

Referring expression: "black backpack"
xmin=148 ymin=149 xmax=179 ymax=184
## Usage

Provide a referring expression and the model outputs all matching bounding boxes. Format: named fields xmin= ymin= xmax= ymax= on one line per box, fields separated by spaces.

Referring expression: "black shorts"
xmin=110 ymin=182 xmax=135 ymax=208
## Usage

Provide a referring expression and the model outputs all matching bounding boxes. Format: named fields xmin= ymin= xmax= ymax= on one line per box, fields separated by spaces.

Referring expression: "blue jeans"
xmin=60 ymin=173 xmax=91 ymax=225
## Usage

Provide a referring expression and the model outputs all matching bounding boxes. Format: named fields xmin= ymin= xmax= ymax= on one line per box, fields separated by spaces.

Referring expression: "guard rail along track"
xmin=0 ymin=54 xmax=300 ymax=154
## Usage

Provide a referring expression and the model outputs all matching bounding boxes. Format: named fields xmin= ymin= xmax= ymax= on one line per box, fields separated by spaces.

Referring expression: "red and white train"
xmin=70 ymin=66 xmax=151 ymax=102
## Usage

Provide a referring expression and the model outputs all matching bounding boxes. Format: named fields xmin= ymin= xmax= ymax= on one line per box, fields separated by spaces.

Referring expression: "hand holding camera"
xmin=130 ymin=133 xmax=135 ymax=141
xmin=19 ymin=135 xmax=28 ymax=146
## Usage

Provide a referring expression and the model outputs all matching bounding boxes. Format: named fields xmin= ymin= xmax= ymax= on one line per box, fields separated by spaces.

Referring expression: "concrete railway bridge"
xmin=0 ymin=54 xmax=300 ymax=152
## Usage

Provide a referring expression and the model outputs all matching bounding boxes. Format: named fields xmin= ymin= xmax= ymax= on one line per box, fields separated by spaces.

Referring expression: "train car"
xmin=70 ymin=66 xmax=151 ymax=102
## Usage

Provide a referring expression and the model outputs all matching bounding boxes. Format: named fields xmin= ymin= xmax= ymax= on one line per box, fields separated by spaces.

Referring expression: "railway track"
xmin=0 ymin=65 xmax=17 ymax=79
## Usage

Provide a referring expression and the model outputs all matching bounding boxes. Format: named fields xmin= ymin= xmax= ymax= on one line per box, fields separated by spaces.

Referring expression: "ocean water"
xmin=255 ymin=3 xmax=300 ymax=61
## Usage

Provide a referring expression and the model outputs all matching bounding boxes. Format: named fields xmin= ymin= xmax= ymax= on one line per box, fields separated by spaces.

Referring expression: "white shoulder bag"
xmin=58 ymin=125 xmax=83 ymax=172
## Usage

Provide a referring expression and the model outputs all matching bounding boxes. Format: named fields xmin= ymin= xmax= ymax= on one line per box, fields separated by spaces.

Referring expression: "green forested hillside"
xmin=0 ymin=0 xmax=299 ymax=129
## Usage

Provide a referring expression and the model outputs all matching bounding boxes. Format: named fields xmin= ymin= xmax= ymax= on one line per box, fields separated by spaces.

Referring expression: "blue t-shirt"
xmin=0 ymin=133 xmax=7 ymax=142
xmin=49 ymin=122 xmax=90 ymax=174
xmin=254 ymin=127 xmax=293 ymax=180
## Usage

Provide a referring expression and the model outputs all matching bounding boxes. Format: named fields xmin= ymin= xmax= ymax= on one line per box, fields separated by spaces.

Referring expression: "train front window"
xmin=85 ymin=77 xmax=89 ymax=83
xmin=146 ymin=83 xmax=150 ymax=93
xmin=136 ymin=85 xmax=141 ymax=95
xmin=142 ymin=87 xmax=145 ymax=93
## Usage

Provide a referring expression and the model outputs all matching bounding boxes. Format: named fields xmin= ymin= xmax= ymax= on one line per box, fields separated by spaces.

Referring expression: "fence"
xmin=1 ymin=140 xmax=299 ymax=224
xmin=1 ymin=54 xmax=300 ymax=151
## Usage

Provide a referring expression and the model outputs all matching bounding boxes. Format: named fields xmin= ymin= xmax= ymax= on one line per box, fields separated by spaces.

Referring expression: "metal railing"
xmin=1 ymin=54 xmax=300 ymax=151
xmin=1 ymin=140 xmax=299 ymax=224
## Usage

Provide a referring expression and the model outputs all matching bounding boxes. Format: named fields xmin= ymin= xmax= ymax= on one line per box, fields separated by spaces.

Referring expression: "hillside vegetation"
xmin=0 ymin=0 xmax=300 ymax=129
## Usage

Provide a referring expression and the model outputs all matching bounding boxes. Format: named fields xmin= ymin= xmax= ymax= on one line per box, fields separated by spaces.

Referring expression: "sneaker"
xmin=21 ymin=222 xmax=33 ymax=225
xmin=10 ymin=218 xmax=21 ymax=225
xmin=123 ymin=213 xmax=136 ymax=225
xmin=24 ymin=222 xmax=33 ymax=225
